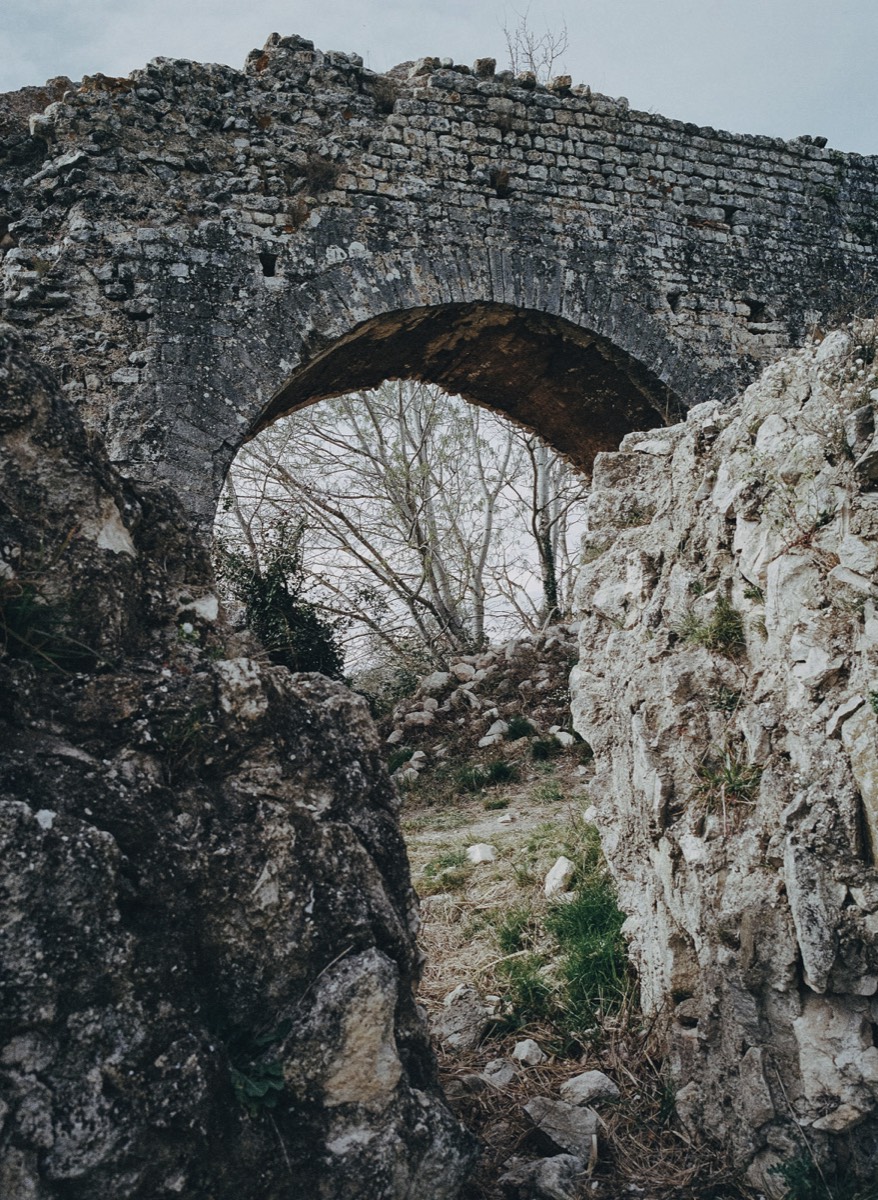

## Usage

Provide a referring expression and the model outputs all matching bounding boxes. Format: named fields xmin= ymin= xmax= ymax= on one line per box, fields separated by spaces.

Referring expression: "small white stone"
xmin=467 ymin=843 xmax=497 ymax=864
xmin=512 ymin=1038 xmax=546 ymax=1066
xmin=35 ymin=810 xmax=56 ymax=830
xmin=559 ymin=1069 xmax=620 ymax=1105
xmin=481 ymin=1058 xmax=517 ymax=1088
xmin=544 ymin=856 xmax=575 ymax=896
xmin=678 ymin=833 xmax=707 ymax=864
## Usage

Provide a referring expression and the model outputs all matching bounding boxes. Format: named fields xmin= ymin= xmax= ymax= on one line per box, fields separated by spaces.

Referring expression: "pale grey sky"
xmin=1 ymin=0 xmax=876 ymax=154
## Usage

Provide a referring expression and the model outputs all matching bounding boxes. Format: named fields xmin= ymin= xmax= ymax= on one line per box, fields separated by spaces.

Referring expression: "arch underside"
xmin=252 ymin=303 xmax=685 ymax=470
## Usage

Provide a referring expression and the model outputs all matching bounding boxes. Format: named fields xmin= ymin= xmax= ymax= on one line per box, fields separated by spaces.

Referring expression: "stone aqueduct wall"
xmin=1 ymin=33 xmax=877 ymax=523
xmin=2 ymin=31 xmax=878 ymax=1197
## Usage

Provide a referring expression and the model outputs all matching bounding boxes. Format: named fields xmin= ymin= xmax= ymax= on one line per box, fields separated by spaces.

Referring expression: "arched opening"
xmin=211 ymin=299 xmax=670 ymax=1195
xmin=250 ymin=302 xmax=685 ymax=468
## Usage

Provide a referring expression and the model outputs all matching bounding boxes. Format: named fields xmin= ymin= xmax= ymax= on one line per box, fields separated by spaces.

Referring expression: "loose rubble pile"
xmin=384 ymin=624 xmax=581 ymax=785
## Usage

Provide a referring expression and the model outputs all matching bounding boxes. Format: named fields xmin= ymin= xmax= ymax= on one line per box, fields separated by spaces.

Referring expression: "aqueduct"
xmin=2 ymin=32 xmax=878 ymax=1200
xmin=2 ymin=32 xmax=878 ymax=524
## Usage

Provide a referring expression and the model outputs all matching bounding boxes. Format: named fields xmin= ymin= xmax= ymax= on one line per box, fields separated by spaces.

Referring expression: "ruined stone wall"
xmin=572 ymin=325 xmax=878 ymax=1187
xmin=1 ymin=33 xmax=877 ymax=525
xmin=0 ymin=326 xmax=475 ymax=1198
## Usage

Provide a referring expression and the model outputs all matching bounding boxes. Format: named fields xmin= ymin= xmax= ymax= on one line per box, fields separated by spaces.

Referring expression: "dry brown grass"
xmin=405 ymin=778 xmax=754 ymax=1200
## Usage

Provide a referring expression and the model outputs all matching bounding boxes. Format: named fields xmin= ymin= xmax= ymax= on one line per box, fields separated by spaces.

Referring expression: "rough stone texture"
xmin=522 ymin=1096 xmax=599 ymax=1157
xmin=3 ymin=29 xmax=878 ymax=1195
xmin=498 ymin=1153 xmax=586 ymax=1200
xmin=571 ymin=324 xmax=878 ymax=1186
xmin=1 ymin=34 xmax=877 ymax=530
xmin=0 ymin=326 xmax=474 ymax=1198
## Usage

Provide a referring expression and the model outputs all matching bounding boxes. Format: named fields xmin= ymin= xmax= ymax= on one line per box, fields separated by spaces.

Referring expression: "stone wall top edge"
xmin=3 ymin=31 xmax=876 ymax=169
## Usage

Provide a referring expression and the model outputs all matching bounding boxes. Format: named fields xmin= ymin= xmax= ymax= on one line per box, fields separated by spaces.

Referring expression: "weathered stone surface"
xmin=498 ymin=1153 xmax=586 ymax=1200
xmin=430 ymin=985 xmax=490 ymax=1051
xmin=2 ymin=28 xmax=878 ymax=1195
xmin=523 ymin=1096 xmax=599 ymax=1156
xmin=0 ymin=328 xmax=475 ymax=1197
xmin=558 ymin=1070 xmax=620 ymax=1106
xmin=512 ymin=1038 xmax=547 ymax=1066
xmin=571 ymin=325 xmax=878 ymax=1181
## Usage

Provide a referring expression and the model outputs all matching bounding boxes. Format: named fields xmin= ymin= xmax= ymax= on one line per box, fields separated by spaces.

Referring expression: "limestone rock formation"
xmin=572 ymin=323 xmax=878 ymax=1186
xmin=0 ymin=327 xmax=475 ymax=1198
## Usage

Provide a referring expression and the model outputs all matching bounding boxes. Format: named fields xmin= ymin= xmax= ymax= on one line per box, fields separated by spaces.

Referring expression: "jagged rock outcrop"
xmin=572 ymin=323 xmax=878 ymax=1186
xmin=0 ymin=327 xmax=475 ymax=1198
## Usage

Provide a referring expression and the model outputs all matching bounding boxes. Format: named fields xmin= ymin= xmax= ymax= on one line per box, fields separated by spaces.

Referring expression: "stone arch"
xmin=180 ymin=246 xmax=699 ymax=528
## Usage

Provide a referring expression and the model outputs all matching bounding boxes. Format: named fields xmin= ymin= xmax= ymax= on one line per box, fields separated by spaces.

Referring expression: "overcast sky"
xmin=1 ymin=0 xmax=875 ymax=154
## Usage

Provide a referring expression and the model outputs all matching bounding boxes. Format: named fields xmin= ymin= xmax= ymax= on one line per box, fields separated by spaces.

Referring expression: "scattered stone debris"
xmin=512 ymin=1038 xmax=547 ymax=1067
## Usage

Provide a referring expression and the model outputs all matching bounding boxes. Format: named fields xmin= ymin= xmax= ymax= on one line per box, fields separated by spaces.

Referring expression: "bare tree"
xmin=215 ymin=381 xmax=587 ymax=670
xmin=503 ymin=7 xmax=569 ymax=83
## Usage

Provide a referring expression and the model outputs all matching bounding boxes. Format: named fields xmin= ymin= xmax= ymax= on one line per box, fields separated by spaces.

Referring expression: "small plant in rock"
xmin=678 ymin=596 xmax=746 ymax=657
xmin=769 ymin=1154 xmax=878 ymax=1200
xmin=696 ymin=745 xmax=762 ymax=831
xmin=387 ymin=745 xmax=414 ymax=773
xmin=742 ymin=583 xmax=764 ymax=602
xmin=230 ymin=1059 xmax=285 ymax=1118
xmin=709 ymin=685 xmax=742 ymax=715
xmin=303 ymin=153 xmax=341 ymax=193
xmin=869 ymin=690 xmax=878 ymax=715
xmin=504 ymin=714 xmax=535 ymax=740
xmin=227 ymin=1020 xmax=291 ymax=1119
xmin=0 ymin=576 xmax=99 ymax=672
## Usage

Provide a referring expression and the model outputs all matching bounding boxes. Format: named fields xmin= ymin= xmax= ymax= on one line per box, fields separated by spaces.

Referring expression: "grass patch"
xmin=696 ymin=745 xmax=762 ymax=808
xmin=483 ymin=796 xmax=510 ymax=811
xmin=531 ymin=737 xmax=562 ymax=761
xmin=420 ymin=848 xmax=473 ymax=894
xmin=533 ymin=780 xmax=564 ymax=804
xmin=678 ymin=596 xmax=746 ymax=657
xmin=546 ymin=869 xmax=629 ymax=1030
xmin=456 ymin=759 xmax=518 ymax=793
xmin=0 ymin=577 xmax=98 ymax=672
xmin=492 ymin=820 xmax=633 ymax=1040
xmin=504 ymin=714 xmax=535 ymax=740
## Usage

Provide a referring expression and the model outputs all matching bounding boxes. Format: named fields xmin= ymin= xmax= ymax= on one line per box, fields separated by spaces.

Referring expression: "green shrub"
xmin=483 ymin=796 xmax=509 ymax=811
xmin=213 ymin=522 xmax=344 ymax=678
xmin=505 ymin=714 xmax=535 ymax=740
